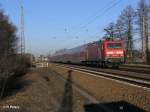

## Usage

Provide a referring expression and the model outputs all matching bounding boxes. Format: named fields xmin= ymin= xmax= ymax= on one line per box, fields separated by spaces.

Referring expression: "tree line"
xmin=0 ymin=9 xmax=30 ymax=99
xmin=104 ymin=0 xmax=150 ymax=64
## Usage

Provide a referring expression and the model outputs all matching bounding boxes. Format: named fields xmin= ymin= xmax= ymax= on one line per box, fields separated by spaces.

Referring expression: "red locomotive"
xmin=50 ymin=38 xmax=125 ymax=68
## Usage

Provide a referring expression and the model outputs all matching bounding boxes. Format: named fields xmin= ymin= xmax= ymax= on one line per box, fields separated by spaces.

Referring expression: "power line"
xmin=74 ymin=0 xmax=122 ymax=38
xmin=81 ymin=0 xmax=122 ymax=29
xmin=62 ymin=0 xmax=117 ymax=39
xmin=77 ymin=0 xmax=118 ymax=28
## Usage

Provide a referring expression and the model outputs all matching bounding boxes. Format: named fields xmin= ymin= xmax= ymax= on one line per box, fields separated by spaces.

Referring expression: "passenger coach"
xmin=50 ymin=38 xmax=125 ymax=68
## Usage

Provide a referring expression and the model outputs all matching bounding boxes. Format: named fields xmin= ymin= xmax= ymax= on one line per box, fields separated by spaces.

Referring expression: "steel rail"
xmin=55 ymin=63 xmax=150 ymax=80
xmin=55 ymin=64 xmax=150 ymax=91
xmin=119 ymin=66 xmax=150 ymax=74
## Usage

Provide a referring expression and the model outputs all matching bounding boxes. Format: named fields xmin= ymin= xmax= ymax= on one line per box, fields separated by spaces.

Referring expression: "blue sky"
xmin=0 ymin=0 xmax=139 ymax=55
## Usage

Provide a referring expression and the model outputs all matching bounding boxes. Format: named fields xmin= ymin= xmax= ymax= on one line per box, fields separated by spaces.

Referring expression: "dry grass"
xmin=0 ymin=68 xmax=88 ymax=112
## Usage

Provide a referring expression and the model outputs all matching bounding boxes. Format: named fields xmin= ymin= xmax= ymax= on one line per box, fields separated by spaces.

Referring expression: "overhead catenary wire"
xmin=73 ymin=0 xmax=123 ymax=38
xmin=62 ymin=0 xmax=124 ymax=50
xmin=80 ymin=0 xmax=122 ymax=29
xmin=64 ymin=0 xmax=117 ymax=35
xmin=76 ymin=0 xmax=119 ymax=29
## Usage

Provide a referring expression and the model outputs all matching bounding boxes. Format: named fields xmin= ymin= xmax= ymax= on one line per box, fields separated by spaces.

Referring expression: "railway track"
xmin=120 ymin=64 xmax=150 ymax=74
xmin=123 ymin=64 xmax=150 ymax=68
xmin=55 ymin=64 xmax=150 ymax=90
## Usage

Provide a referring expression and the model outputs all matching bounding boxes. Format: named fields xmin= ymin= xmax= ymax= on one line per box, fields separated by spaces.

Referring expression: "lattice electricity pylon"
xmin=20 ymin=5 xmax=25 ymax=54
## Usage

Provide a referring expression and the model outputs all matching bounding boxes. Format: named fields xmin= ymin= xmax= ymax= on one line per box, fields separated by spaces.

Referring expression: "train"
xmin=50 ymin=38 xmax=125 ymax=68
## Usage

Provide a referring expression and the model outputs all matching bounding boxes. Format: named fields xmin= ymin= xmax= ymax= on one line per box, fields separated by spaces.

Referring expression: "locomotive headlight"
xmin=117 ymin=51 xmax=124 ymax=57
xmin=106 ymin=51 xmax=114 ymax=55
xmin=106 ymin=51 xmax=114 ymax=57
xmin=116 ymin=51 xmax=123 ymax=54
xmin=106 ymin=51 xmax=124 ymax=57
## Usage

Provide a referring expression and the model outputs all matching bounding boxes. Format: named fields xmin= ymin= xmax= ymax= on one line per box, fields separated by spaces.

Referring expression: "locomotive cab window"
xmin=107 ymin=43 xmax=122 ymax=49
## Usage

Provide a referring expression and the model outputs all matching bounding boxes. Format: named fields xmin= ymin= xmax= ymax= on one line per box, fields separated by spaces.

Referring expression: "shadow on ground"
xmin=1 ymin=75 xmax=32 ymax=99
xmin=58 ymin=70 xmax=73 ymax=112
xmin=84 ymin=101 xmax=146 ymax=112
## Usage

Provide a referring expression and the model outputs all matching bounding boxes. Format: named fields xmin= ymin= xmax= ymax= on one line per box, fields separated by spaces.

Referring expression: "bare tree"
xmin=138 ymin=0 xmax=149 ymax=63
xmin=116 ymin=5 xmax=135 ymax=63
xmin=148 ymin=0 xmax=150 ymax=63
xmin=0 ymin=9 xmax=18 ymax=71
xmin=115 ymin=18 xmax=125 ymax=38
xmin=0 ymin=8 xmax=18 ymax=97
